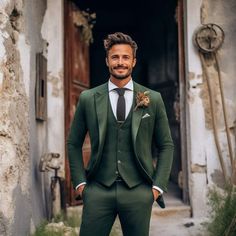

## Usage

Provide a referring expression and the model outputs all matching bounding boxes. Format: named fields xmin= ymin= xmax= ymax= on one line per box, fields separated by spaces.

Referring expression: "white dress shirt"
xmin=76 ymin=79 xmax=163 ymax=195
xmin=108 ymin=79 xmax=133 ymax=119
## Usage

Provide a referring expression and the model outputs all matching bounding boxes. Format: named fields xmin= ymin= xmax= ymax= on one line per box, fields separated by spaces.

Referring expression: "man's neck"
xmin=110 ymin=76 xmax=132 ymax=88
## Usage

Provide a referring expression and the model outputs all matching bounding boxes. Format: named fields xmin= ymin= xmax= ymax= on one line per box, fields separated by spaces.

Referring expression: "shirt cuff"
xmin=152 ymin=186 xmax=163 ymax=195
xmin=75 ymin=182 xmax=86 ymax=190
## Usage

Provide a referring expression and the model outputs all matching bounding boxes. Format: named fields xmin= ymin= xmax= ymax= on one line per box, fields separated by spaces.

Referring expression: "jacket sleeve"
xmin=153 ymin=93 xmax=174 ymax=192
xmin=67 ymin=92 xmax=88 ymax=189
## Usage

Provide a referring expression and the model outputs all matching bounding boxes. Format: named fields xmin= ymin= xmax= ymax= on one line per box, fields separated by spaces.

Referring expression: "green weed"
xmin=31 ymin=211 xmax=79 ymax=236
xmin=206 ymin=185 xmax=236 ymax=236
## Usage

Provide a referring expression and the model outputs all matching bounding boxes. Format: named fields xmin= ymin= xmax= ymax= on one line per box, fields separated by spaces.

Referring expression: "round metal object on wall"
xmin=194 ymin=23 xmax=224 ymax=53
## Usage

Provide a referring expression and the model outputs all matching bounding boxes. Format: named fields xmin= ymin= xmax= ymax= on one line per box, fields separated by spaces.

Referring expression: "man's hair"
xmin=104 ymin=32 xmax=138 ymax=58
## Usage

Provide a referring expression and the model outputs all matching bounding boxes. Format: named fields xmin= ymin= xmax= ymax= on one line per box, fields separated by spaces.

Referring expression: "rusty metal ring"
xmin=194 ymin=23 xmax=225 ymax=53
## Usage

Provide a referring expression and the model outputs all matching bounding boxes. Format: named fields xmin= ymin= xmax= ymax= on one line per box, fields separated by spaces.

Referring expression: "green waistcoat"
xmin=94 ymin=101 xmax=144 ymax=188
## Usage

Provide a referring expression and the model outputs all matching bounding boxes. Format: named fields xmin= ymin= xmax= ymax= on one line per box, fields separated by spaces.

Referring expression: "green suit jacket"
xmin=67 ymin=81 xmax=174 ymax=208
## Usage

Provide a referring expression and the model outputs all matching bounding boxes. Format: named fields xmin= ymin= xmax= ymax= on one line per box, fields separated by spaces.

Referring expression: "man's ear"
xmin=105 ymin=57 xmax=109 ymax=67
xmin=132 ymin=58 xmax=137 ymax=68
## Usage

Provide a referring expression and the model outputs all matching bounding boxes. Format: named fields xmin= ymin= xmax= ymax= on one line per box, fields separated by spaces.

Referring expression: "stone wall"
xmin=0 ymin=0 xmax=47 ymax=235
xmin=0 ymin=1 xmax=30 ymax=235
xmin=0 ymin=0 xmax=65 ymax=234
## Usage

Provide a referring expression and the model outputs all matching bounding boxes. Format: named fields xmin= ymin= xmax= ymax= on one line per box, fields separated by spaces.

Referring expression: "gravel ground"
xmin=109 ymin=215 xmax=207 ymax=236
xmin=149 ymin=215 xmax=207 ymax=236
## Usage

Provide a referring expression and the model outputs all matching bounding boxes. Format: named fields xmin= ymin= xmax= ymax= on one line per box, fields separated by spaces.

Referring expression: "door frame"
xmin=177 ymin=0 xmax=189 ymax=204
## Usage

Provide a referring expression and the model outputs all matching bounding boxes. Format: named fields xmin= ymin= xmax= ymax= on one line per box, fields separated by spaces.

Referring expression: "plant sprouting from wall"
xmin=205 ymin=185 xmax=236 ymax=236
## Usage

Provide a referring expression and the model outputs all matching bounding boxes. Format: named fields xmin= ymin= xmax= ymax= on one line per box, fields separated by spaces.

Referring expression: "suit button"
xmin=117 ymin=160 xmax=121 ymax=164
xmin=118 ymin=150 xmax=121 ymax=153
xmin=115 ymin=171 xmax=119 ymax=174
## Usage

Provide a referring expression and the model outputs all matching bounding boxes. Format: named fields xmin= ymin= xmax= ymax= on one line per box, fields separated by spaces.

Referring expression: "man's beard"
xmin=109 ymin=66 xmax=133 ymax=80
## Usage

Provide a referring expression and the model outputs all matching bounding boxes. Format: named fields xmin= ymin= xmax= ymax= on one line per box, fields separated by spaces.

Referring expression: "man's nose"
xmin=117 ymin=58 xmax=124 ymax=65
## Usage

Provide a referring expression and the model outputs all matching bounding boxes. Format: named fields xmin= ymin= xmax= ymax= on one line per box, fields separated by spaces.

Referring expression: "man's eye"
xmin=111 ymin=56 xmax=118 ymax=59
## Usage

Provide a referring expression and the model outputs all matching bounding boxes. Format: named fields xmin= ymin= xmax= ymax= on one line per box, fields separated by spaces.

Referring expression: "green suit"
xmin=67 ymin=81 xmax=174 ymax=235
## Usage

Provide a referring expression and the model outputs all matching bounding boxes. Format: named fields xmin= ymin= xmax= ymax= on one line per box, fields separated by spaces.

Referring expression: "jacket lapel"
xmin=95 ymin=83 xmax=108 ymax=157
xmin=131 ymin=82 xmax=145 ymax=149
xmin=94 ymin=82 xmax=144 ymax=156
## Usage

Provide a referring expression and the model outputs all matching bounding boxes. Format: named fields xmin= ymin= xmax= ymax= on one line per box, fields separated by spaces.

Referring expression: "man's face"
xmin=106 ymin=44 xmax=136 ymax=80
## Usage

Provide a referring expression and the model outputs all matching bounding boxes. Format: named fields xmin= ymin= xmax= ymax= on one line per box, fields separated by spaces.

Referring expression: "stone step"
xmin=151 ymin=194 xmax=191 ymax=218
xmin=152 ymin=204 xmax=191 ymax=218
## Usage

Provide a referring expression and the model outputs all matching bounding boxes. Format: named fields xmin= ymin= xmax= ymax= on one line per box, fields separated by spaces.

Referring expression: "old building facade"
xmin=0 ymin=0 xmax=235 ymax=235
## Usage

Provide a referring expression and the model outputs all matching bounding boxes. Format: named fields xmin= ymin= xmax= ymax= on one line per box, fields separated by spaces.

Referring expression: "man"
xmin=67 ymin=32 xmax=174 ymax=236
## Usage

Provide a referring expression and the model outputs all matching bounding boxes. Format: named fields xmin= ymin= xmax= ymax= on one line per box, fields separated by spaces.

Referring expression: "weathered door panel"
xmin=64 ymin=0 xmax=90 ymax=206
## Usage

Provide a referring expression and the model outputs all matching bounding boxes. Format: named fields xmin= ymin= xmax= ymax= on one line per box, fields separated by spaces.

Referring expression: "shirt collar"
xmin=108 ymin=79 xmax=133 ymax=92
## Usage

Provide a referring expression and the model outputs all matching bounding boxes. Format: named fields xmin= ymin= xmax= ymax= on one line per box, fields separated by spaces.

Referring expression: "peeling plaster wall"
xmin=41 ymin=0 xmax=65 ymax=177
xmin=22 ymin=0 xmax=49 ymax=234
xmin=21 ymin=0 xmax=65 ymax=232
xmin=34 ymin=0 xmax=65 ymax=221
xmin=200 ymin=0 xmax=236 ymax=185
xmin=0 ymin=0 xmax=49 ymax=235
xmin=185 ymin=0 xmax=236 ymax=218
xmin=0 ymin=1 xmax=31 ymax=235
xmin=185 ymin=0 xmax=208 ymax=218
xmin=0 ymin=0 xmax=65 ymax=234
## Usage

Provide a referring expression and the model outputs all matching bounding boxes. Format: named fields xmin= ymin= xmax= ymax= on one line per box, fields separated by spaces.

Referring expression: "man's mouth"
xmin=114 ymin=66 xmax=128 ymax=71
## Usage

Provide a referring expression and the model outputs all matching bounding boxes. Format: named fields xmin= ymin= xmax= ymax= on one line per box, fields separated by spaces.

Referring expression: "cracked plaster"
xmin=0 ymin=1 xmax=29 ymax=235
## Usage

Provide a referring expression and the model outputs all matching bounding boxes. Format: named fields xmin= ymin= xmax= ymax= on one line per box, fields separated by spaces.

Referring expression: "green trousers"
xmin=80 ymin=181 xmax=154 ymax=236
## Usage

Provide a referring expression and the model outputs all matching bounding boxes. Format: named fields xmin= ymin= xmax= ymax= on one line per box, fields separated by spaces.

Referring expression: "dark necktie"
xmin=114 ymin=88 xmax=126 ymax=122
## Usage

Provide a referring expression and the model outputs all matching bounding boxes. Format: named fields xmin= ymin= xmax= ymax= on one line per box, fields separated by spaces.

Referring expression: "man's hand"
xmin=76 ymin=184 xmax=86 ymax=197
xmin=152 ymin=188 xmax=160 ymax=201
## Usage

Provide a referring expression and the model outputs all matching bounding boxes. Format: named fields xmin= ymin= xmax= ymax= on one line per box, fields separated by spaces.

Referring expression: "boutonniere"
xmin=134 ymin=91 xmax=150 ymax=111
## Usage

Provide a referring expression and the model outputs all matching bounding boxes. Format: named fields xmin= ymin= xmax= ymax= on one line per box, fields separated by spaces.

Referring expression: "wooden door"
xmin=64 ymin=0 xmax=91 ymax=206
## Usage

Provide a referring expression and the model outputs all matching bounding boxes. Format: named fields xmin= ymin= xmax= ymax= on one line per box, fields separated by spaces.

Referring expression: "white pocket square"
xmin=142 ymin=113 xmax=150 ymax=119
